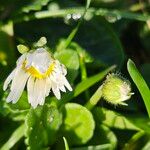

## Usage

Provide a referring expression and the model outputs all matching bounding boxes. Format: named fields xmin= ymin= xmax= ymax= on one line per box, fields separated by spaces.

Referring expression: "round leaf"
xmin=75 ymin=16 xmax=125 ymax=66
xmin=61 ymin=103 xmax=95 ymax=145
xmin=25 ymin=104 xmax=62 ymax=149
xmin=54 ymin=49 xmax=79 ymax=82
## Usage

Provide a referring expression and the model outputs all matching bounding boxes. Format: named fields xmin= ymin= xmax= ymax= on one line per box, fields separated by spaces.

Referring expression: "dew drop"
xmin=64 ymin=13 xmax=81 ymax=25
xmin=72 ymin=13 xmax=81 ymax=20
xmin=49 ymin=116 xmax=54 ymax=123
xmin=105 ymin=14 xmax=122 ymax=23
xmin=30 ymin=127 xmax=33 ymax=131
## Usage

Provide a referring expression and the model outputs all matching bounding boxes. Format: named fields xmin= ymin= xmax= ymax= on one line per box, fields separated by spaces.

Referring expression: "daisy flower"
xmin=3 ymin=44 xmax=72 ymax=108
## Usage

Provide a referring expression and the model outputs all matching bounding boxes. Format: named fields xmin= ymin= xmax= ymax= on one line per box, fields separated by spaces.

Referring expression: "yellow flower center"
xmin=22 ymin=61 xmax=55 ymax=79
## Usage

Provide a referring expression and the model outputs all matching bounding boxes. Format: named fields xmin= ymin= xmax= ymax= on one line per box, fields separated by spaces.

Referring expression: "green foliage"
xmin=127 ymin=59 xmax=150 ymax=117
xmin=63 ymin=137 xmax=70 ymax=150
xmin=17 ymin=44 xmax=29 ymax=54
xmin=25 ymin=104 xmax=62 ymax=149
xmin=54 ymin=48 xmax=79 ymax=82
xmin=22 ymin=0 xmax=51 ymax=13
xmin=61 ymin=103 xmax=95 ymax=145
xmin=1 ymin=124 xmax=25 ymax=150
xmin=71 ymin=144 xmax=111 ymax=150
xmin=0 ymin=0 xmax=150 ymax=150
xmin=76 ymin=16 xmax=125 ymax=66
xmin=74 ymin=65 xmax=116 ymax=97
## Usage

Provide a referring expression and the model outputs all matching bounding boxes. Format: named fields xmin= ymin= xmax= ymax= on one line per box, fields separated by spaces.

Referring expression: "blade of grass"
xmin=127 ymin=59 xmax=150 ymax=117
xmin=63 ymin=137 xmax=69 ymax=150
xmin=71 ymin=144 xmax=111 ymax=150
xmin=13 ymin=7 xmax=150 ymax=23
xmin=123 ymin=131 xmax=145 ymax=150
xmin=74 ymin=65 xmax=116 ymax=97
xmin=1 ymin=124 xmax=25 ymax=150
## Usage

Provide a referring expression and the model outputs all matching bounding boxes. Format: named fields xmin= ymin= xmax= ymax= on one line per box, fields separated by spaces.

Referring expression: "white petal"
xmin=29 ymin=78 xmax=46 ymax=108
xmin=6 ymin=68 xmax=29 ymax=103
xmin=37 ymin=79 xmax=46 ymax=106
xmin=16 ymin=54 xmax=26 ymax=66
xmin=62 ymin=76 xmax=72 ymax=91
xmin=31 ymin=79 xmax=40 ymax=108
xmin=59 ymin=85 xmax=66 ymax=92
xmin=45 ymin=78 xmax=52 ymax=97
xmin=61 ymin=64 xmax=67 ymax=76
xmin=49 ymin=73 xmax=57 ymax=83
xmin=51 ymin=81 xmax=61 ymax=99
xmin=27 ymin=76 xmax=35 ymax=104
xmin=25 ymin=53 xmax=34 ymax=68
xmin=3 ymin=68 xmax=16 ymax=91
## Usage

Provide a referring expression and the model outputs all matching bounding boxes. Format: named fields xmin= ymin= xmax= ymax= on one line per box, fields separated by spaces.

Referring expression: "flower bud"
xmin=101 ymin=73 xmax=133 ymax=105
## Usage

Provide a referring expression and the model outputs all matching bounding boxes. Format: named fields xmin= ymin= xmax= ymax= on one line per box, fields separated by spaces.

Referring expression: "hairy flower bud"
xmin=101 ymin=73 xmax=133 ymax=105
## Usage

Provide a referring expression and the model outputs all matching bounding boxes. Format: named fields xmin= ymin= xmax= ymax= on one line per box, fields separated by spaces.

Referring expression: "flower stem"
xmin=85 ymin=85 xmax=103 ymax=110
xmin=80 ymin=56 xmax=90 ymax=100
xmin=80 ymin=57 xmax=87 ymax=81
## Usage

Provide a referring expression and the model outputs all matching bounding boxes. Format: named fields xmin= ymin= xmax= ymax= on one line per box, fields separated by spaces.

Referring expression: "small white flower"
xmin=3 ymin=48 xmax=72 ymax=108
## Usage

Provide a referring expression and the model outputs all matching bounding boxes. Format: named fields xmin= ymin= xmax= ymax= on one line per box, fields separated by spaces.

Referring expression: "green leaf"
xmin=1 ymin=124 xmax=25 ymax=150
xmin=56 ymin=40 xmax=93 ymax=63
xmin=74 ymin=65 xmax=116 ymax=97
xmin=142 ymin=138 xmax=150 ymax=150
xmin=93 ymin=107 xmax=150 ymax=133
xmin=36 ymin=36 xmax=47 ymax=47
xmin=0 ymin=22 xmax=15 ymax=81
xmin=140 ymin=63 xmax=150 ymax=87
xmin=88 ymin=124 xmax=117 ymax=149
xmin=85 ymin=85 xmax=103 ymax=110
xmin=71 ymin=144 xmax=111 ymax=150
xmin=127 ymin=115 xmax=150 ymax=133
xmin=14 ymin=7 xmax=150 ymax=23
xmin=54 ymin=49 xmax=79 ymax=82
xmin=61 ymin=103 xmax=95 ymax=145
xmin=139 ymin=23 xmax=150 ymax=51
xmin=63 ymin=137 xmax=70 ymax=150
xmin=93 ymin=107 xmax=140 ymax=131
xmin=1 ymin=91 xmax=29 ymax=121
xmin=75 ymin=16 xmax=125 ymax=66
xmin=54 ymin=49 xmax=79 ymax=70
xmin=22 ymin=0 xmax=50 ymax=13
xmin=127 ymin=59 xmax=150 ymax=117
xmin=123 ymin=131 xmax=147 ymax=150
xmin=17 ymin=44 xmax=29 ymax=54
xmin=25 ymin=104 xmax=62 ymax=149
